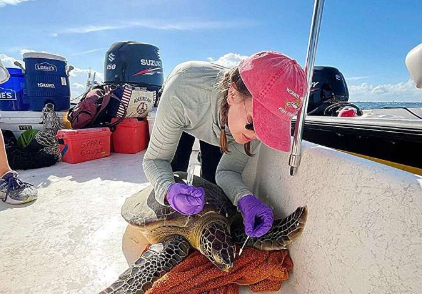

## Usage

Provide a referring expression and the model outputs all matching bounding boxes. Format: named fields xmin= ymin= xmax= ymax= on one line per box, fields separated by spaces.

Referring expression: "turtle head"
xmin=199 ymin=221 xmax=235 ymax=272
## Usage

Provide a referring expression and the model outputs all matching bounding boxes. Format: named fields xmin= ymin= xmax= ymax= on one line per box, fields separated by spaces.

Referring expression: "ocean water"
xmin=354 ymin=102 xmax=422 ymax=109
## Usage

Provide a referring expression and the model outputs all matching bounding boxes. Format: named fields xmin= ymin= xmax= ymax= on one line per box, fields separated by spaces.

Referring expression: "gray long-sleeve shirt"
xmin=143 ymin=61 xmax=260 ymax=206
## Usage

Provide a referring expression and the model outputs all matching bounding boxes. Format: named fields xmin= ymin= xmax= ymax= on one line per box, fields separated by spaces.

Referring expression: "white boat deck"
xmin=0 ymin=153 xmax=151 ymax=293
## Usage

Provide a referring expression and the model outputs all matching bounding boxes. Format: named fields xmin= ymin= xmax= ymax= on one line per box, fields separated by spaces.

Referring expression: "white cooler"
xmin=0 ymin=110 xmax=68 ymax=138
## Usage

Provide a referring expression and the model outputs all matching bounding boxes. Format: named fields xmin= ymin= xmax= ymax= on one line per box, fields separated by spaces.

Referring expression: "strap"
xmin=91 ymin=85 xmax=112 ymax=123
xmin=67 ymin=86 xmax=92 ymax=122
xmin=105 ymin=92 xmax=128 ymax=129
xmin=88 ymin=87 xmax=128 ymax=130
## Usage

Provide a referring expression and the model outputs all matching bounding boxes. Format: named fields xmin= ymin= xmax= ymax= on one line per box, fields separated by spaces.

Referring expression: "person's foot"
xmin=0 ymin=171 xmax=38 ymax=204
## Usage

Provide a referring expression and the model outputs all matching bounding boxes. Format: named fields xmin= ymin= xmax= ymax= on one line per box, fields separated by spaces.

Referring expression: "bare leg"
xmin=0 ymin=128 xmax=11 ymax=176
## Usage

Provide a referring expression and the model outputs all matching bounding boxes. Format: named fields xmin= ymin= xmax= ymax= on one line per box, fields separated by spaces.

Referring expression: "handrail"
xmin=289 ymin=0 xmax=325 ymax=176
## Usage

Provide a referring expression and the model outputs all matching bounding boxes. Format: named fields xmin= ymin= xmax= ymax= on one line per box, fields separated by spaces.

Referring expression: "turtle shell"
xmin=121 ymin=172 xmax=237 ymax=229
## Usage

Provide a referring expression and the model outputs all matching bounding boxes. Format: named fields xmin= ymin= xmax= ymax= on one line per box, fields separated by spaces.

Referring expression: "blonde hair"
xmin=218 ymin=67 xmax=253 ymax=156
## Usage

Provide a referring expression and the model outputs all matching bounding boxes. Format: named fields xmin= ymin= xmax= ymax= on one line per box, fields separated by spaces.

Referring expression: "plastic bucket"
xmin=23 ymin=52 xmax=70 ymax=111
xmin=0 ymin=68 xmax=29 ymax=111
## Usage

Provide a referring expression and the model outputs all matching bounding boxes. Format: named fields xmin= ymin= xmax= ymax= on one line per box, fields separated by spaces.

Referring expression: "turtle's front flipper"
xmin=99 ymin=235 xmax=191 ymax=294
xmin=233 ymin=206 xmax=308 ymax=251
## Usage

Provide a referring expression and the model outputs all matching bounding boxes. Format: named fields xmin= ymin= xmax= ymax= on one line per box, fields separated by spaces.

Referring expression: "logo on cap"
xmin=277 ymin=87 xmax=303 ymax=118
xmin=286 ymin=87 xmax=301 ymax=100
xmin=286 ymin=100 xmax=301 ymax=110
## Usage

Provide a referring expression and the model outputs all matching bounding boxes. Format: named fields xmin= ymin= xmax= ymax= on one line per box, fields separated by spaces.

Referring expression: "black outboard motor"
xmin=104 ymin=41 xmax=164 ymax=92
xmin=307 ymin=66 xmax=350 ymax=116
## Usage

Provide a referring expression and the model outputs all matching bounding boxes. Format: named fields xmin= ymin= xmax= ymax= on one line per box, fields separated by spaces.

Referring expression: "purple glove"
xmin=166 ymin=183 xmax=205 ymax=215
xmin=238 ymin=195 xmax=274 ymax=238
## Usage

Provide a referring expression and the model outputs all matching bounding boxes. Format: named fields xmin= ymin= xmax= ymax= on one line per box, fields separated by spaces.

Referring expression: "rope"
xmin=34 ymin=103 xmax=64 ymax=159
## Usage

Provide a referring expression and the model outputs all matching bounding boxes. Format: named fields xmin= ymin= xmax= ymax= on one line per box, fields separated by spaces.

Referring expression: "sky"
xmin=0 ymin=0 xmax=421 ymax=102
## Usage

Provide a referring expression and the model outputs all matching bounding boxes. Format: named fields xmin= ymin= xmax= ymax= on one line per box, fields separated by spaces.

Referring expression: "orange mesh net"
xmin=146 ymin=247 xmax=293 ymax=294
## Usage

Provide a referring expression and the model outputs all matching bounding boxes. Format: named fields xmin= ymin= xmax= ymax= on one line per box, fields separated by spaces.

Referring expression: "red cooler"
xmin=57 ymin=128 xmax=112 ymax=164
xmin=111 ymin=118 xmax=149 ymax=154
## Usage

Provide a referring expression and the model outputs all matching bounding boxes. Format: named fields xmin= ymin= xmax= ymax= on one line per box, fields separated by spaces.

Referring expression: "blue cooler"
xmin=23 ymin=52 xmax=70 ymax=111
xmin=0 ymin=68 xmax=29 ymax=111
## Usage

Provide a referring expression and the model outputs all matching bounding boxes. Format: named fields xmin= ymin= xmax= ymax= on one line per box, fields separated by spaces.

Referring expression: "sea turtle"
xmin=100 ymin=172 xmax=307 ymax=294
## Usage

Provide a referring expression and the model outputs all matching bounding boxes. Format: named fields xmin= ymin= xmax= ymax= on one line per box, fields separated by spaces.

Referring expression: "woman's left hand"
xmin=238 ymin=194 xmax=274 ymax=237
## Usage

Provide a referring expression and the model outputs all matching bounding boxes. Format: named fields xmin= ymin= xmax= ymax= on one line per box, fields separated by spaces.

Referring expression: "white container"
xmin=0 ymin=110 xmax=67 ymax=138
xmin=146 ymin=108 xmax=156 ymax=136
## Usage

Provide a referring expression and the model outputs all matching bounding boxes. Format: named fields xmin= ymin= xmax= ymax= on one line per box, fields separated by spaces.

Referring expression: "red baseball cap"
xmin=239 ymin=51 xmax=307 ymax=152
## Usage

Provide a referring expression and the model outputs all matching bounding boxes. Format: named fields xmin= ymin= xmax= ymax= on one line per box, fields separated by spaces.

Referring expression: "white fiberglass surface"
xmin=242 ymin=141 xmax=422 ymax=294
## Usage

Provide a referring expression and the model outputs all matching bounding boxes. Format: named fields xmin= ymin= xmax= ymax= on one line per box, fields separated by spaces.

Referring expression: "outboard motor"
xmin=307 ymin=66 xmax=350 ymax=116
xmin=104 ymin=41 xmax=164 ymax=118
xmin=104 ymin=41 xmax=163 ymax=92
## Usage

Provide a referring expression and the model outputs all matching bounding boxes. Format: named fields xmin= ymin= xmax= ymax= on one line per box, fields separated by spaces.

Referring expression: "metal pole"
xmin=289 ymin=0 xmax=325 ymax=176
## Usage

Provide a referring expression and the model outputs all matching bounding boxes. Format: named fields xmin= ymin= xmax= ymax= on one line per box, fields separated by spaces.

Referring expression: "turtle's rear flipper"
xmin=99 ymin=235 xmax=191 ymax=294
xmin=233 ymin=206 xmax=308 ymax=251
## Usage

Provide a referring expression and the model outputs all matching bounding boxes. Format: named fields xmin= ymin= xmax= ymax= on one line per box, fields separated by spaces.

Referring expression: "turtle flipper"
xmin=99 ymin=235 xmax=191 ymax=294
xmin=233 ymin=206 xmax=308 ymax=251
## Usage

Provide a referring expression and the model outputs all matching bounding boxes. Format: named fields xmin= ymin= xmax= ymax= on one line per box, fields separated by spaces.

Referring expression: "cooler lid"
xmin=111 ymin=118 xmax=144 ymax=126
xmin=6 ymin=68 xmax=24 ymax=76
xmin=57 ymin=128 xmax=111 ymax=138
xmin=23 ymin=52 xmax=66 ymax=62
xmin=0 ymin=111 xmax=68 ymax=119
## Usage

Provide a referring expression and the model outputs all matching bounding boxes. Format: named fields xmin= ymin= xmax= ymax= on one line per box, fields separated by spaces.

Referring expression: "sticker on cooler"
xmin=19 ymin=125 xmax=32 ymax=131
xmin=0 ymin=87 xmax=17 ymax=100
xmin=61 ymin=77 xmax=67 ymax=86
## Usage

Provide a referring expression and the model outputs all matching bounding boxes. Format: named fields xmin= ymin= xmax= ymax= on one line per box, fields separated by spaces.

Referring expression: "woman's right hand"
xmin=166 ymin=183 xmax=205 ymax=215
